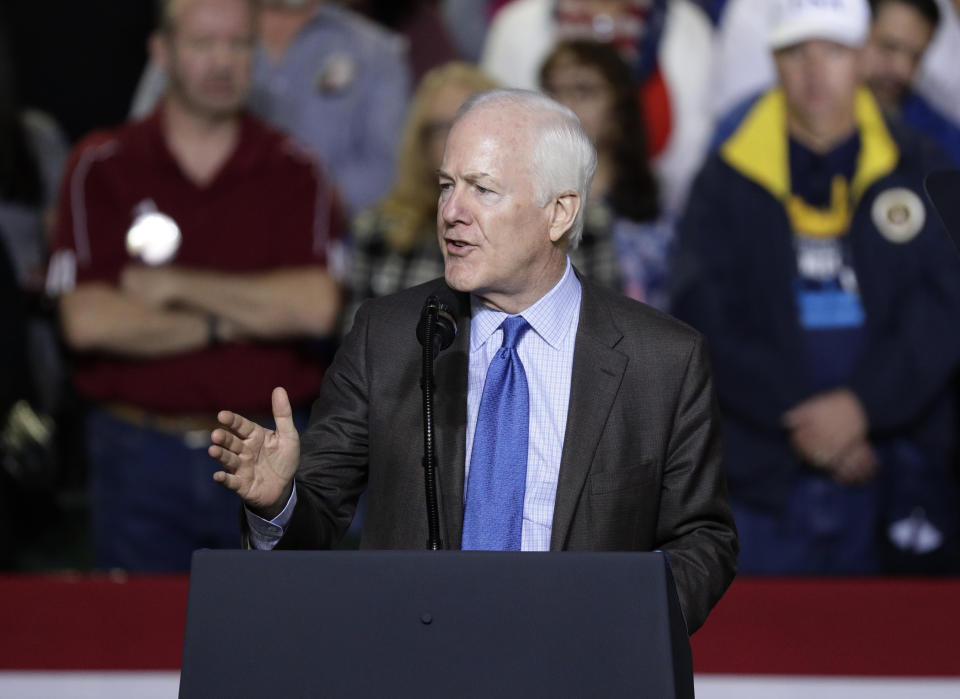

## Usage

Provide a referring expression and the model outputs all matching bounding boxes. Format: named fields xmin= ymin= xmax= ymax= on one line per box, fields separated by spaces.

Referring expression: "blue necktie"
xmin=462 ymin=316 xmax=531 ymax=551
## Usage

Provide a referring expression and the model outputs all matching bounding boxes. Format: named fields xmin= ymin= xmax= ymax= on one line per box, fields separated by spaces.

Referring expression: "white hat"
xmin=769 ymin=0 xmax=871 ymax=50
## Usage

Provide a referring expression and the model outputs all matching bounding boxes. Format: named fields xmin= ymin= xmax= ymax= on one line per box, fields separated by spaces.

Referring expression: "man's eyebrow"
xmin=463 ymin=171 xmax=496 ymax=183
xmin=436 ymin=170 xmax=501 ymax=188
xmin=436 ymin=170 xmax=496 ymax=180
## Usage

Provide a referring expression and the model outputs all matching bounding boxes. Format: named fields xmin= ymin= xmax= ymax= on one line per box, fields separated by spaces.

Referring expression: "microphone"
xmin=416 ymin=293 xmax=457 ymax=354
xmin=417 ymin=290 xmax=458 ymax=550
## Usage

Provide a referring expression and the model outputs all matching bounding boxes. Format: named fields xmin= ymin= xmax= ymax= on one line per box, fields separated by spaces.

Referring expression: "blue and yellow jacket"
xmin=672 ymin=87 xmax=960 ymax=510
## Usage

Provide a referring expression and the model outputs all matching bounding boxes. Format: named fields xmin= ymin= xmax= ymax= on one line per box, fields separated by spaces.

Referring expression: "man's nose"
xmin=210 ymin=40 xmax=237 ymax=69
xmin=807 ymin=50 xmax=831 ymax=78
xmin=440 ymin=185 xmax=467 ymax=225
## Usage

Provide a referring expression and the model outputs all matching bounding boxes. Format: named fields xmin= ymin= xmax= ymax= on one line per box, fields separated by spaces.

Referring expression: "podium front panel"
xmin=179 ymin=550 xmax=692 ymax=698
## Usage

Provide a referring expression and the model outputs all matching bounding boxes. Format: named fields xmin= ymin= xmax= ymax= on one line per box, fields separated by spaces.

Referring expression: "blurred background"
xmin=1 ymin=0 xmax=959 ymax=694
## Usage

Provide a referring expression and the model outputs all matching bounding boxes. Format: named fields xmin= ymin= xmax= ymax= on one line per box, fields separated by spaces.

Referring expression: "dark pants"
xmin=88 ymin=409 xmax=242 ymax=572
xmin=88 ymin=407 xmax=307 ymax=572
xmin=733 ymin=472 xmax=881 ymax=575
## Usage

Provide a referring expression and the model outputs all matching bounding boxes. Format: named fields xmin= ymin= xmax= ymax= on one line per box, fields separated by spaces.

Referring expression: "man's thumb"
xmin=272 ymin=386 xmax=296 ymax=437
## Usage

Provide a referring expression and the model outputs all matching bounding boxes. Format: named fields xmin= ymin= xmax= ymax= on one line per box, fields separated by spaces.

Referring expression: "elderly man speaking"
xmin=210 ymin=89 xmax=737 ymax=633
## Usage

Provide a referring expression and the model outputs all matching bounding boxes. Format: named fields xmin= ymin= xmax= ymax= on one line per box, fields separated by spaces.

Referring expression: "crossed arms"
xmin=60 ymin=265 xmax=340 ymax=357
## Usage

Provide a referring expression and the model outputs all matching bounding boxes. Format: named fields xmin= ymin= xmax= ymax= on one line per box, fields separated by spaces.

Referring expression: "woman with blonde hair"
xmin=344 ymin=62 xmax=498 ymax=332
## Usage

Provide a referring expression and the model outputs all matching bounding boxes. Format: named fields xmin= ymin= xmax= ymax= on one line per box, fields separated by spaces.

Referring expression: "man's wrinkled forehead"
xmin=441 ymin=113 xmax=541 ymax=200
xmin=449 ymin=104 xmax=540 ymax=161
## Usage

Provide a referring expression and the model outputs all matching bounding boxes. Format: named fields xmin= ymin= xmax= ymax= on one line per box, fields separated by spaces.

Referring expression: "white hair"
xmin=455 ymin=88 xmax=598 ymax=248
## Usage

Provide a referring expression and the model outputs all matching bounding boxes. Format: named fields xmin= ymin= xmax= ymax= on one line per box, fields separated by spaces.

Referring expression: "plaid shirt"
xmin=343 ymin=209 xmax=445 ymax=336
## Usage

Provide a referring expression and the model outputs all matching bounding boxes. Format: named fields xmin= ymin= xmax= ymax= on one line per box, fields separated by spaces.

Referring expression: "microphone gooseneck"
xmin=418 ymin=293 xmax=458 ymax=550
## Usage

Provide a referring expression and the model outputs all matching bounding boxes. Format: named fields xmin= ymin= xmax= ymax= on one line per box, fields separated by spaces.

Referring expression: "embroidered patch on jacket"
xmin=871 ymin=187 xmax=925 ymax=243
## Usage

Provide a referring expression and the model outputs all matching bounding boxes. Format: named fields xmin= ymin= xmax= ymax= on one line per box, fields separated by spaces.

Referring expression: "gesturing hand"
xmin=210 ymin=386 xmax=301 ymax=519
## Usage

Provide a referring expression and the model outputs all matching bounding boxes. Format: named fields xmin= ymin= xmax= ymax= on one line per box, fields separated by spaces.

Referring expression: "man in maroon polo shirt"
xmin=45 ymin=0 xmax=342 ymax=571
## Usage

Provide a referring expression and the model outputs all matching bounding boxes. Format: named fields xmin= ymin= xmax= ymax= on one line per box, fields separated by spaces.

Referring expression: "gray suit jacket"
xmin=279 ymin=275 xmax=737 ymax=633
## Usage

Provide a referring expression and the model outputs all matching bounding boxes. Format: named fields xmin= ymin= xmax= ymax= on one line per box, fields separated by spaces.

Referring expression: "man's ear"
xmin=548 ymin=191 xmax=581 ymax=244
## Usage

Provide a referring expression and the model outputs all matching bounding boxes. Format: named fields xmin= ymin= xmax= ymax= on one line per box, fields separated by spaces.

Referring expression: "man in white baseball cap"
xmin=673 ymin=0 xmax=960 ymax=575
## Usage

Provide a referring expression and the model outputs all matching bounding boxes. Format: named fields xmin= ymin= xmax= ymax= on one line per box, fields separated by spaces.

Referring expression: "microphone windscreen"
xmin=417 ymin=290 xmax=458 ymax=352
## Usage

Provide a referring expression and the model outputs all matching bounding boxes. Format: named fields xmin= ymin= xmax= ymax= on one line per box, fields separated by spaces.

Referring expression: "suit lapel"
xmin=432 ymin=286 xmax=471 ymax=549
xmin=550 ymin=281 xmax=627 ymax=550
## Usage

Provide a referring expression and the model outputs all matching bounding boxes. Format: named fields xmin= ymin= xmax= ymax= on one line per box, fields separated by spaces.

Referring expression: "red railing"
xmin=2 ymin=574 xmax=958 ymax=675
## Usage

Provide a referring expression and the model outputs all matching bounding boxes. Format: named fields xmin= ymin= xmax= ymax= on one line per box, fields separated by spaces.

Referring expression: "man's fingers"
xmin=830 ymin=439 xmax=877 ymax=484
xmin=836 ymin=462 xmax=869 ymax=485
xmin=208 ymin=444 xmax=241 ymax=472
xmin=271 ymin=386 xmax=297 ymax=439
xmin=793 ymin=424 xmax=853 ymax=466
xmin=211 ymin=428 xmax=245 ymax=455
xmin=213 ymin=470 xmax=243 ymax=493
xmin=217 ymin=409 xmax=259 ymax=439
xmin=790 ymin=427 xmax=839 ymax=470
xmin=841 ymin=443 xmax=877 ymax=484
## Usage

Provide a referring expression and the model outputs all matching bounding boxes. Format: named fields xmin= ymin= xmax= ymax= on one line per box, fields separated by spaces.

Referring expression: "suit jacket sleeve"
xmin=557 ymin=283 xmax=737 ymax=634
xmin=657 ymin=332 xmax=738 ymax=633
xmin=275 ymin=300 xmax=374 ymax=549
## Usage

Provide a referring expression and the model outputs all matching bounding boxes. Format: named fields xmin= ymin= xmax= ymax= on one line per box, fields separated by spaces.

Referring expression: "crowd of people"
xmin=1 ymin=0 xmax=959 ymax=576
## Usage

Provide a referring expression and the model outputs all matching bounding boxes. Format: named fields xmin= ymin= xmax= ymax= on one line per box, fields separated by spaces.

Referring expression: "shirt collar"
xmin=470 ymin=257 xmax=581 ymax=352
xmin=147 ymin=102 xmax=258 ymax=186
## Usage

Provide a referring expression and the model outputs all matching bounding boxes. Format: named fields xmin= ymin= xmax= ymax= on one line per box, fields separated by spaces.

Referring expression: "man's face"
xmin=861 ymin=1 xmax=935 ymax=110
xmin=161 ymin=0 xmax=256 ymax=118
xmin=775 ymin=40 xmax=860 ymax=129
xmin=437 ymin=106 xmax=564 ymax=313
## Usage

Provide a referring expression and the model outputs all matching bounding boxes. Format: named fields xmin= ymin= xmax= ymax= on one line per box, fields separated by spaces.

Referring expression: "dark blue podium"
xmin=179 ymin=550 xmax=693 ymax=698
